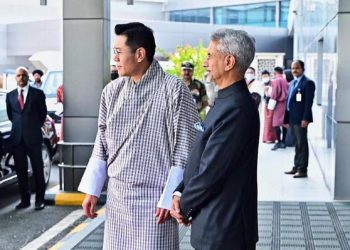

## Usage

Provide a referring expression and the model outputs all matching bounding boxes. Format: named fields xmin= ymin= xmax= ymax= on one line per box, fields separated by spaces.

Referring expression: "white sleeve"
xmin=78 ymin=157 xmax=107 ymax=197
xmin=157 ymin=166 xmax=184 ymax=209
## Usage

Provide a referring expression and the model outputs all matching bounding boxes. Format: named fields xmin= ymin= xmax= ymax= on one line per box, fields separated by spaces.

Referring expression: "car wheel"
xmin=41 ymin=144 xmax=52 ymax=186
xmin=29 ymin=144 xmax=52 ymax=190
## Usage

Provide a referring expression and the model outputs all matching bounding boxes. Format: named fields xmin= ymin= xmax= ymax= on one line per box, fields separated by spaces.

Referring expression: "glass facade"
xmin=295 ymin=0 xmax=339 ymax=194
xmin=279 ymin=1 xmax=290 ymax=28
xmin=214 ymin=2 xmax=276 ymax=27
xmin=169 ymin=8 xmax=210 ymax=23
xmin=169 ymin=1 xmax=290 ymax=28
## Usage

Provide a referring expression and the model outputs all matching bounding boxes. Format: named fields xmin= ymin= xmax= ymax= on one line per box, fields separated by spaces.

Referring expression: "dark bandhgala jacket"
xmin=177 ymin=79 xmax=260 ymax=250
xmin=6 ymin=86 xmax=47 ymax=146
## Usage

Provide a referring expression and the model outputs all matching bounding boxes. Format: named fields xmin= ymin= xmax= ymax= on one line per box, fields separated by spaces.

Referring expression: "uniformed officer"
xmin=181 ymin=62 xmax=207 ymax=111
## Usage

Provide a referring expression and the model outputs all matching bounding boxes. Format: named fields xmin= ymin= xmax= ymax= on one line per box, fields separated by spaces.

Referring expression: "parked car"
xmin=0 ymin=90 xmax=58 ymax=189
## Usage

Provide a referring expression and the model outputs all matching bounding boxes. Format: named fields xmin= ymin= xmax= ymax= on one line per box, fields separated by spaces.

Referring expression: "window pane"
xmin=169 ymin=8 xmax=210 ymax=24
xmin=214 ymin=1 xmax=277 ymax=27
xmin=170 ymin=11 xmax=182 ymax=22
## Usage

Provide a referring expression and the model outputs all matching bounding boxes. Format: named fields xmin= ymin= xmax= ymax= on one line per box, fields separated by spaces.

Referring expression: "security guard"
xmin=181 ymin=62 xmax=207 ymax=111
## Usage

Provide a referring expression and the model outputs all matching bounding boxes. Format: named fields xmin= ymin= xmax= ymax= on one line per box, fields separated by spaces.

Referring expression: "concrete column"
xmin=334 ymin=0 xmax=350 ymax=199
xmin=275 ymin=0 xmax=281 ymax=28
xmin=63 ymin=0 xmax=110 ymax=143
xmin=62 ymin=0 xmax=110 ymax=190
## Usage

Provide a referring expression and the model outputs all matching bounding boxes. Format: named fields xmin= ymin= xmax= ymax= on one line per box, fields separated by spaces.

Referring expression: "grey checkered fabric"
xmin=92 ymin=60 xmax=198 ymax=250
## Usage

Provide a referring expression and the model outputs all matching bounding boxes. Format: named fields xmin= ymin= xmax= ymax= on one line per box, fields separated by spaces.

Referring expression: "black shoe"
xmin=284 ymin=168 xmax=298 ymax=175
xmin=271 ymin=143 xmax=280 ymax=151
xmin=35 ymin=201 xmax=45 ymax=210
xmin=15 ymin=201 xmax=30 ymax=209
xmin=294 ymin=171 xmax=308 ymax=178
xmin=279 ymin=142 xmax=286 ymax=148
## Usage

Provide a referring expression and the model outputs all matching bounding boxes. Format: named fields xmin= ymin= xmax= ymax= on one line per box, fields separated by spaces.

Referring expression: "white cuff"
xmin=157 ymin=166 xmax=184 ymax=210
xmin=173 ymin=191 xmax=182 ymax=198
xmin=78 ymin=157 xmax=107 ymax=197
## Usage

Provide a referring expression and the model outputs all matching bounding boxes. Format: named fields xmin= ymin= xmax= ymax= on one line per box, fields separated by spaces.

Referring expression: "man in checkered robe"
xmin=78 ymin=22 xmax=198 ymax=250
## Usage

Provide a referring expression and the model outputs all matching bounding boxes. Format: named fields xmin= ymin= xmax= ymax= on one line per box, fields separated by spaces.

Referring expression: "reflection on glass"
xmin=214 ymin=2 xmax=276 ymax=27
xmin=170 ymin=8 xmax=210 ymax=24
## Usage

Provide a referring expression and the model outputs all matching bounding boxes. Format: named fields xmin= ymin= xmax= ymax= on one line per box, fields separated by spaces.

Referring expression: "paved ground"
xmin=15 ymin=116 xmax=339 ymax=250
xmin=39 ymin=140 xmax=338 ymax=250
xmin=45 ymin=201 xmax=350 ymax=250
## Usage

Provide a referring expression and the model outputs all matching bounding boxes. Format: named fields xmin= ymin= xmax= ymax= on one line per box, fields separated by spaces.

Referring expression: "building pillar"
xmin=334 ymin=0 xmax=350 ymax=199
xmin=61 ymin=0 xmax=110 ymax=190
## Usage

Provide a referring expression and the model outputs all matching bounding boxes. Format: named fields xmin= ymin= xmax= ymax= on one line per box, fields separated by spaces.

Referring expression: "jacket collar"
xmin=217 ymin=79 xmax=247 ymax=99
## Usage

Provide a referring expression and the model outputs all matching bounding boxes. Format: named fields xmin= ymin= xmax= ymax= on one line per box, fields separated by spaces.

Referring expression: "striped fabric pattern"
xmin=92 ymin=60 xmax=198 ymax=250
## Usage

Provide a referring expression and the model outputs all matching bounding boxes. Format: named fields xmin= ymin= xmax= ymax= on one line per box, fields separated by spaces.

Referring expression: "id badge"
xmin=296 ymin=93 xmax=302 ymax=102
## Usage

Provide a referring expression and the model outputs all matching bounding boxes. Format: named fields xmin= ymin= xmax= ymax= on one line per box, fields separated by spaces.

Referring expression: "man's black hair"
xmin=114 ymin=22 xmax=156 ymax=63
xmin=283 ymin=69 xmax=294 ymax=82
xmin=293 ymin=60 xmax=305 ymax=71
xmin=247 ymin=66 xmax=255 ymax=72
xmin=261 ymin=70 xmax=270 ymax=75
xmin=274 ymin=66 xmax=284 ymax=74
xmin=32 ymin=69 xmax=44 ymax=77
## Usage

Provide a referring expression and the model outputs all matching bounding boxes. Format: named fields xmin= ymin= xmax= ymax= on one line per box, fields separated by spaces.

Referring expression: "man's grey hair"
xmin=211 ymin=28 xmax=255 ymax=74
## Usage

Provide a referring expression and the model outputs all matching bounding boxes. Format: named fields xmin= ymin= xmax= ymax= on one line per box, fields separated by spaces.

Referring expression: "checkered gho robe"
xmin=92 ymin=60 xmax=198 ymax=250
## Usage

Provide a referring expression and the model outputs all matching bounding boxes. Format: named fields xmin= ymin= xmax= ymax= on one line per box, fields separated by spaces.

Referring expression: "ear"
xmin=135 ymin=47 xmax=146 ymax=63
xmin=224 ymin=55 xmax=235 ymax=71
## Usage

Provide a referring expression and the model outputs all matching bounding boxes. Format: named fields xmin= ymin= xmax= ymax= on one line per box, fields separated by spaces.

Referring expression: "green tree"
xmin=159 ymin=42 xmax=207 ymax=81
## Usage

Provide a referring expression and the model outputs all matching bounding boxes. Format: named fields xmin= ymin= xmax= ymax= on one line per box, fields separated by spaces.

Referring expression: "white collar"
xmin=17 ymin=83 xmax=29 ymax=94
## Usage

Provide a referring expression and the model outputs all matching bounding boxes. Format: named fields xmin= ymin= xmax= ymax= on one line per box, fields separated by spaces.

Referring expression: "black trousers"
xmin=290 ymin=124 xmax=309 ymax=172
xmin=13 ymin=142 xmax=45 ymax=202
xmin=274 ymin=126 xmax=287 ymax=143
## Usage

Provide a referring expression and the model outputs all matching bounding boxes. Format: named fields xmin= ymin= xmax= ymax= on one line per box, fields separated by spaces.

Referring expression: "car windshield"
xmin=0 ymin=93 xmax=9 ymax=123
xmin=42 ymin=71 xmax=63 ymax=98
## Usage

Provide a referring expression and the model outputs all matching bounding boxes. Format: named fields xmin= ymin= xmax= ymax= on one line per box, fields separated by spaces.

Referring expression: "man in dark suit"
xmin=6 ymin=67 xmax=47 ymax=210
xmin=171 ymin=28 xmax=259 ymax=250
xmin=284 ymin=60 xmax=316 ymax=178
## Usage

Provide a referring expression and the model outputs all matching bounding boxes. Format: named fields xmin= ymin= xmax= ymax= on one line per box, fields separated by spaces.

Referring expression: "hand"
xmin=283 ymin=124 xmax=289 ymax=128
xmin=82 ymin=194 xmax=98 ymax=219
xmin=155 ymin=208 xmax=171 ymax=224
xmin=301 ymin=120 xmax=309 ymax=128
xmin=170 ymin=196 xmax=191 ymax=226
xmin=191 ymin=89 xmax=200 ymax=96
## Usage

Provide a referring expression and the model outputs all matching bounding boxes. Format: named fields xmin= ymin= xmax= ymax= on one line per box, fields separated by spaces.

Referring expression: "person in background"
xmin=6 ymin=67 xmax=47 ymax=210
xmin=270 ymin=66 xmax=289 ymax=150
xmin=284 ymin=60 xmax=315 ymax=178
xmin=283 ymin=69 xmax=294 ymax=83
xmin=56 ymin=84 xmax=64 ymax=141
xmin=181 ymin=61 xmax=208 ymax=112
xmin=245 ymin=66 xmax=263 ymax=109
xmin=32 ymin=69 xmax=44 ymax=89
xmin=199 ymin=72 xmax=217 ymax=120
xmin=261 ymin=70 xmax=277 ymax=143
xmin=283 ymin=69 xmax=295 ymax=147
xmin=110 ymin=65 xmax=119 ymax=80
